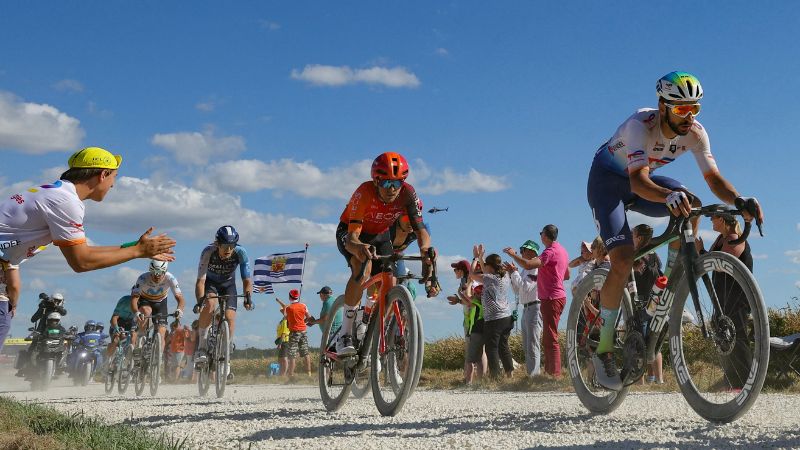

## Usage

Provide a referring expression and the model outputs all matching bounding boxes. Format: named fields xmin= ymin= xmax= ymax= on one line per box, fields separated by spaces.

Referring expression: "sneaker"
xmin=336 ymin=335 xmax=356 ymax=356
xmin=195 ymin=349 xmax=208 ymax=366
xmin=592 ymin=352 xmax=622 ymax=391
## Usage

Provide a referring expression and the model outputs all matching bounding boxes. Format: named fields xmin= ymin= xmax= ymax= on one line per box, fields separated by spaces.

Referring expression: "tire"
xmin=318 ymin=295 xmax=353 ymax=411
xmin=370 ymin=286 xmax=419 ymax=417
xmin=149 ymin=333 xmax=162 ymax=396
xmin=41 ymin=359 xmax=55 ymax=392
xmin=198 ymin=330 xmax=211 ymax=397
xmin=118 ymin=346 xmax=133 ymax=394
xmin=350 ymin=365 xmax=371 ymax=399
xmin=566 ymin=268 xmax=634 ymax=414
xmin=215 ymin=321 xmax=230 ymax=398
xmin=80 ymin=361 xmax=92 ymax=386
xmin=134 ymin=336 xmax=147 ymax=397
xmin=668 ymin=251 xmax=769 ymax=423
xmin=411 ymin=308 xmax=424 ymax=394
xmin=104 ymin=357 xmax=116 ymax=394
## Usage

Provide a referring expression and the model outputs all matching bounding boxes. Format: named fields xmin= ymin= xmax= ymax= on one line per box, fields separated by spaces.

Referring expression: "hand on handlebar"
xmin=244 ymin=292 xmax=254 ymax=311
xmin=666 ymin=191 xmax=692 ymax=217
xmin=735 ymin=196 xmax=764 ymax=228
xmin=174 ymin=309 xmax=183 ymax=320
xmin=135 ymin=312 xmax=145 ymax=321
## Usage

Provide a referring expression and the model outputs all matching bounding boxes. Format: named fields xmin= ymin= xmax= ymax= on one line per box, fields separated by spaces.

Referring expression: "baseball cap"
xmin=450 ymin=259 xmax=470 ymax=273
xmin=520 ymin=240 xmax=540 ymax=253
xmin=289 ymin=289 xmax=300 ymax=300
xmin=316 ymin=286 xmax=333 ymax=294
xmin=68 ymin=147 xmax=122 ymax=169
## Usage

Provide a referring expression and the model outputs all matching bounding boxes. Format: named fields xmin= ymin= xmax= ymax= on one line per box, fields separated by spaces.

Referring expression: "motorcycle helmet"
xmin=84 ymin=320 xmax=97 ymax=332
xmin=51 ymin=292 xmax=64 ymax=306
xmin=46 ymin=311 xmax=62 ymax=327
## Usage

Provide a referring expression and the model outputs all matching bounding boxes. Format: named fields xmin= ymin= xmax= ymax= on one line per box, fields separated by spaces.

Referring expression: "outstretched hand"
xmin=502 ymin=261 xmax=517 ymax=273
xmin=138 ymin=227 xmax=176 ymax=261
xmin=503 ymin=247 xmax=517 ymax=257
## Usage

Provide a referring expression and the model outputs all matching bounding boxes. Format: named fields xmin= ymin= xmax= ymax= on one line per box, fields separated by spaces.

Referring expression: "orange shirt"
xmin=339 ymin=181 xmax=423 ymax=235
xmin=285 ymin=301 xmax=309 ymax=332
xmin=169 ymin=329 xmax=186 ymax=353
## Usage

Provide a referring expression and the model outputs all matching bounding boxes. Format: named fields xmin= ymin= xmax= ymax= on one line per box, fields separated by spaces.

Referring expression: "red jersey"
xmin=339 ymin=181 xmax=424 ymax=235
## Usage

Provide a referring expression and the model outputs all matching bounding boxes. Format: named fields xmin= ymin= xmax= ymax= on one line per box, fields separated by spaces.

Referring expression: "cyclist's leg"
xmin=138 ymin=303 xmax=154 ymax=345
xmin=336 ymin=223 xmax=369 ymax=353
xmin=197 ymin=283 xmax=219 ymax=356
xmin=221 ymin=280 xmax=238 ymax=339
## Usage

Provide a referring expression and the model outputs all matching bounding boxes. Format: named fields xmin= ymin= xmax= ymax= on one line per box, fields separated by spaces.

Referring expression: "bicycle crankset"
xmin=620 ymin=330 xmax=646 ymax=386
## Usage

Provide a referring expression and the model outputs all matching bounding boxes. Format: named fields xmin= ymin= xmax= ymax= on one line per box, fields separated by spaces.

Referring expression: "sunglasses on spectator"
xmin=665 ymin=102 xmax=701 ymax=117
xmin=377 ymin=179 xmax=403 ymax=189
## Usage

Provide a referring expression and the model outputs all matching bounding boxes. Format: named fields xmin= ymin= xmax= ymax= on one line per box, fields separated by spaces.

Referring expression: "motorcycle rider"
xmin=16 ymin=293 xmax=67 ymax=377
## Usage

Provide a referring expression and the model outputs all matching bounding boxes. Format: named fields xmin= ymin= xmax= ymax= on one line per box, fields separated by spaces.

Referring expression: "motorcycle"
xmin=16 ymin=322 xmax=67 ymax=391
xmin=67 ymin=331 xmax=106 ymax=386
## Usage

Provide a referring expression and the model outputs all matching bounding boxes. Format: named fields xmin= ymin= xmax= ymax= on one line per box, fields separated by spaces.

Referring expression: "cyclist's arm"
xmin=703 ymin=171 xmax=740 ymax=205
xmin=242 ymin=278 xmax=253 ymax=297
xmin=236 ymin=247 xmax=253 ymax=297
xmin=58 ymin=228 xmax=175 ymax=273
xmin=195 ymin=247 xmax=211 ymax=303
xmin=345 ymin=231 xmax=372 ymax=262
xmin=174 ymin=292 xmax=186 ymax=313
xmin=629 ymin=166 xmax=674 ymax=203
xmin=130 ymin=294 xmax=140 ymax=314
xmin=415 ymin=226 xmax=432 ymax=254
xmin=167 ymin=274 xmax=185 ymax=312
xmin=194 ymin=278 xmax=206 ymax=304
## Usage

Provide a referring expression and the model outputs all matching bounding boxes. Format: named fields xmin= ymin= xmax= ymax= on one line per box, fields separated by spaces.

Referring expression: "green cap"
xmin=520 ymin=240 xmax=540 ymax=253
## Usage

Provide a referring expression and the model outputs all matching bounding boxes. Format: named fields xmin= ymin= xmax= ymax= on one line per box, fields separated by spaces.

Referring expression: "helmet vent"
xmin=676 ymin=85 xmax=686 ymax=98
xmin=686 ymin=80 xmax=694 ymax=97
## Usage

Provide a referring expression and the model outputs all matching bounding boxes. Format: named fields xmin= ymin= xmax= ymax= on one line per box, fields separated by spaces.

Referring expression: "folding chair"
xmin=769 ymin=332 xmax=800 ymax=380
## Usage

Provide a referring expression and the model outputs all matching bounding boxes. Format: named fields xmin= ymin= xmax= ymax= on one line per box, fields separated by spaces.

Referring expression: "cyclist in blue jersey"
xmin=586 ymin=71 xmax=764 ymax=390
xmin=106 ymin=293 xmax=136 ymax=362
xmin=193 ymin=225 xmax=253 ymax=376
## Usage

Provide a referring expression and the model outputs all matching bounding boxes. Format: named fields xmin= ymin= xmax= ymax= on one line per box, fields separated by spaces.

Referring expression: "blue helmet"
xmin=84 ymin=320 xmax=97 ymax=332
xmin=215 ymin=225 xmax=239 ymax=245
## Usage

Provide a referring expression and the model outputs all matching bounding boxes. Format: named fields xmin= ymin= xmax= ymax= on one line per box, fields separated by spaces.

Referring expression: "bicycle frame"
xmin=361 ymin=269 xmax=404 ymax=355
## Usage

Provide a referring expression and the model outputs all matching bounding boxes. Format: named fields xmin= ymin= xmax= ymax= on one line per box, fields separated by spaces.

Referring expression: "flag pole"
xmin=297 ymin=243 xmax=309 ymax=297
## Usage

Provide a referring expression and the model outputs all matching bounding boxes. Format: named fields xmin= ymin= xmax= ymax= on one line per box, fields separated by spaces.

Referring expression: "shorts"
xmin=287 ymin=331 xmax=309 ymax=358
xmin=278 ymin=342 xmax=288 ymax=358
xmin=466 ymin=331 xmax=485 ymax=364
xmin=587 ymin=161 xmax=685 ymax=251
xmin=137 ymin=298 xmax=168 ymax=325
xmin=171 ymin=352 xmax=185 ymax=368
xmin=336 ymin=222 xmax=394 ymax=277
xmin=205 ymin=279 xmax=238 ymax=311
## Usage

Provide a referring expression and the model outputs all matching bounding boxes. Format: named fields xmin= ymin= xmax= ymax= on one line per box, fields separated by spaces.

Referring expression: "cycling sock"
xmin=596 ymin=306 xmax=620 ymax=354
xmin=664 ymin=247 xmax=678 ymax=277
xmin=341 ymin=306 xmax=358 ymax=336
xmin=198 ymin=327 xmax=209 ymax=350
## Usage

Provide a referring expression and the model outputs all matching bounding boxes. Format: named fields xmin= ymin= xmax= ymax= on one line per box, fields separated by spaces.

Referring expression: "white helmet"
xmin=51 ymin=292 xmax=64 ymax=306
xmin=656 ymin=71 xmax=703 ymax=102
xmin=46 ymin=311 xmax=62 ymax=321
xmin=149 ymin=260 xmax=168 ymax=275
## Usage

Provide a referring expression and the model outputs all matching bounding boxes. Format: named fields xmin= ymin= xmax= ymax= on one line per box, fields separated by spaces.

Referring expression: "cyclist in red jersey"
xmin=334 ymin=152 xmax=436 ymax=355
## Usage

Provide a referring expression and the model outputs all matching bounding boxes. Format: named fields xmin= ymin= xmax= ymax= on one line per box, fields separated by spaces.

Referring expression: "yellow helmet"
xmin=67 ymin=147 xmax=122 ymax=169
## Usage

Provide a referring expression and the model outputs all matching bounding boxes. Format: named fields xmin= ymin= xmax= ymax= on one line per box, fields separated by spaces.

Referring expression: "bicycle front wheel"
xmin=318 ymin=295 xmax=353 ymax=410
xmin=669 ymin=251 xmax=769 ymax=423
xmin=104 ymin=356 xmax=116 ymax=394
xmin=118 ymin=346 xmax=133 ymax=394
xmin=370 ymin=286 xmax=419 ymax=417
xmin=566 ymin=268 xmax=634 ymax=414
xmin=215 ymin=321 xmax=230 ymax=398
xmin=134 ymin=337 xmax=147 ymax=397
xmin=149 ymin=333 xmax=162 ymax=396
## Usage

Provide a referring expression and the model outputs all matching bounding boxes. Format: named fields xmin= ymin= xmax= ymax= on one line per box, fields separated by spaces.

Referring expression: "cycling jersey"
xmin=131 ymin=272 xmax=181 ymax=301
xmin=592 ymin=109 xmax=718 ymax=177
xmin=0 ymin=180 xmax=85 ymax=265
xmin=112 ymin=295 xmax=136 ymax=322
xmin=339 ymin=181 xmax=423 ymax=236
xmin=197 ymin=244 xmax=251 ymax=284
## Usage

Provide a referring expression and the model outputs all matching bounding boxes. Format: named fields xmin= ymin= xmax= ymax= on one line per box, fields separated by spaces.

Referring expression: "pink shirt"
xmin=537 ymin=241 xmax=569 ymax=300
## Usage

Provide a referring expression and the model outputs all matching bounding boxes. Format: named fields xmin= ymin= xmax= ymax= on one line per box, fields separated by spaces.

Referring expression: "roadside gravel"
xmin=4 ymin=376 xmax=800 ymax=449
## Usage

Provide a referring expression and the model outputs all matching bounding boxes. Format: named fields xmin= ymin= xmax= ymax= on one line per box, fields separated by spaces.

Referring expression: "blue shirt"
xmin=112 ymin=296 xmax=135 ymax=322
xmin=197 ymin=244 xmax=251 ymax=283
xmin=319 ymin=297 xmax=343 ymax=331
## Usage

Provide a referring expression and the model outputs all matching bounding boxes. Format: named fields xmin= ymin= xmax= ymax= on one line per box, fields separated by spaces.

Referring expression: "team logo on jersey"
xmin=271 ymin=256 xmax=288 ymax=275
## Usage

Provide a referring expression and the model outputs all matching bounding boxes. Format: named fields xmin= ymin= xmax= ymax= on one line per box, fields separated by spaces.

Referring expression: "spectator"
xmin=283 ymin=289 xmax=313 ymax=380
xmin=470 ymin=245 xmax=514 ymax=378
xmin=702 ymin=213 xmax=753 ymax=388
xmin=503 ymin=240 xmax=542 ymax=377
xmin=168 ymin=320 xmax=187 ymax=382
xmin=0 ymin=269 xmax=15 ymax=354
xmin=631 ymin=224 xmax=664 ymax=384
xmin=569 ymin=241 xmax=594 ymax=296
xmin=464 ymin=283 xmax=486 ymax=384
xmin=308 ymin=286 xmax=342 ymax=334
xmin=447 ymin=259 xmax=485 ymax=384
xmin=515 ymin=225 xmax=569 ymax=377
xmin=182 ymin=321 xmax=198 ymax=382
xmin=275 ymin=312 xmax=290 ymax=375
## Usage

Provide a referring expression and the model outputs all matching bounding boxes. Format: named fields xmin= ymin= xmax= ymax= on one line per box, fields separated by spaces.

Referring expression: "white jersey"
xmin=593 ymin=109 xmax=718 ymax=177
xmin=0 ymin=180 xmax=86 ymax=265
xmin=132 ymin=272 xmax=181 ymax=301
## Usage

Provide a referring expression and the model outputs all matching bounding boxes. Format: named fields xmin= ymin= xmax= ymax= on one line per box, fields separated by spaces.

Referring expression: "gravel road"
xmin=3 ymin=372 xmax=799 ymax=449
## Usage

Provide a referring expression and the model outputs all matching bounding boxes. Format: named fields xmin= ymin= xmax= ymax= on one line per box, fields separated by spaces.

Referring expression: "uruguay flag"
xmin=253 ymin=249 xmax=306 ymax=294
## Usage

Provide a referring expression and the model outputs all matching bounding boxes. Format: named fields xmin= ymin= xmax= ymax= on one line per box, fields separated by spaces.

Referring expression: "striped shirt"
xmin=480 ymin=273 xmax=511 ymax=321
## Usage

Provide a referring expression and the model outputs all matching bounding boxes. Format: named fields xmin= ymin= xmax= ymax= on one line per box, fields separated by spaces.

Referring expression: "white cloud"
xmin=752 ymin=254 xmax=768 ymax=260
xmin=259 ymin=20 xmax=280 ymax=31
xmin=797 ymin=223 xmax=800 ymax=232
xmin=195 ymin=101 xmax=215 ymax=112
xmin=87 ymin=101 xmax=113 ymax=118
xmin=28 ymin=278 xmax=48 ymax=291
xmin=0 ymin=91 xmax=84 ymax=153
xmin=787 ymin=250 xmax=800 ymax=265
xmin=415 ymin=168 xmax=509 ymax=195
xmin=627 ymin=212 xmax=670 ymax=230
xmin=291 ymin=65 xmax=420 ymax=88
xmin=88 ymin=176 xmax=336 ymax=246
xmin=151 ymin=128 xmax=245 ymax=165
xmin=435 ymin=48 xmax=449 ymax=56
xmin=52 ymin=79 xmax=84 ymax=93
xmin=99 ymin=266 xmax=142 ymax=291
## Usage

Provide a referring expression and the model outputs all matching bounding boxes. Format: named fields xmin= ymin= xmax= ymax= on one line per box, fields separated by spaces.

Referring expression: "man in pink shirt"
xmin=515 ymin=224 xmax=569 ymax=376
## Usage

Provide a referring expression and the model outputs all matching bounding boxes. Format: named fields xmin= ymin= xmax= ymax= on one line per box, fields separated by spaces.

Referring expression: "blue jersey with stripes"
xmin=197 ymin=244 xmax=251 ymax=283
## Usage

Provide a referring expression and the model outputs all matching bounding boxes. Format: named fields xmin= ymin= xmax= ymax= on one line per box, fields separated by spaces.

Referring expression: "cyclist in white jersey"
xmin=131 ymin=260 xmax=185 ymax=354
xmin=586 ymin=72 xmax=764 ymax=390
xmin=0 ymin=147 xmax=176 ymax=350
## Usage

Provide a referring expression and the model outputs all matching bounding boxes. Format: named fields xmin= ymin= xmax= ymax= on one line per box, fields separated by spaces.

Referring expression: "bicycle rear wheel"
xmin=134 ymin=336 xmax=147 ymax=397
xmin=669 ymin=251 xmax=769 ymax=423
xmin=149 ymin=333 xmax=162 ymax=396
xmin=411 ymin=307 xmax=424 ymax=394
xmin=104 ymin=356 xmax=116 ymax=394
xmin=370 ymin=286 xmax=419 ymax=417
xmin=566 ymin=268 xmax=634 ymax=414
xmin=215 ymin=321 xmax=230 ymax=398
xmin=118 ymin=346 xmax=133 ymax=394
xmin=318 ymin=296 xmax=353 ymax=411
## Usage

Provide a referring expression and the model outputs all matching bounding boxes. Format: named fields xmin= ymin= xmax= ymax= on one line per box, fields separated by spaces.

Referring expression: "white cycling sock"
xmin=198 ymin=326 xmax=209 ymax=350
xmin=341 ymin=306 xmax=358 ymax=336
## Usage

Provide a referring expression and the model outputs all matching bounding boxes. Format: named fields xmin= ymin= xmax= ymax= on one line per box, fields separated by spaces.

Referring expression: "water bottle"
xmin=645 ymin=276 xmax=668 ymax=317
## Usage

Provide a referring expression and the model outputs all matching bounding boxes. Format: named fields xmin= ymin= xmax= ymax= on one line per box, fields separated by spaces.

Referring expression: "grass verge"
xmin=0 ymin=396 xmax=186 ymax=450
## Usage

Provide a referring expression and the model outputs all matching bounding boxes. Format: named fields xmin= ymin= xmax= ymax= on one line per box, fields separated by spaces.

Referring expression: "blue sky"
xmin=2 ymin=2 xmax=799 ymax=348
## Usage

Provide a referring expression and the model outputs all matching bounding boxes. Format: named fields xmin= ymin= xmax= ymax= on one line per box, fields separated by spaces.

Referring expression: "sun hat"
xmin=67 ymin=147 xmax=122 ymax=169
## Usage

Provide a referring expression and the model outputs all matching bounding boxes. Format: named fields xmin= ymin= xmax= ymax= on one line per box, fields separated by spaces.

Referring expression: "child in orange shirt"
xmin=283 ymin=289 xmax=314 ymax=379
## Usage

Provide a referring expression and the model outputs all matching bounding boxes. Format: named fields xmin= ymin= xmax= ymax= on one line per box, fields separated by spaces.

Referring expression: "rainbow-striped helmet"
xmin=656 ymin=71 xmax=703 ymax=102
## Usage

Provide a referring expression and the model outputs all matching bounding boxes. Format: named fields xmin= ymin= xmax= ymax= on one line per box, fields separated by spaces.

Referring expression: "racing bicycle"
xmin=104 ymin=328 xmax=131 ymax=394
xmin=196 ymin=294 xmax=246 ymax=398
xmin=319 ymin=248 xmax=437 ymax=416
xmin=566 ymin=199 xmax=768 ymax=423
xmin=132 ymin=311 xmax=179 ymax=397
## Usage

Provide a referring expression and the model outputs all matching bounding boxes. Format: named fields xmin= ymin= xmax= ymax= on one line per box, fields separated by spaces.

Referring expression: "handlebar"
xmin=356 ymin=246 xmax=439 ymax=297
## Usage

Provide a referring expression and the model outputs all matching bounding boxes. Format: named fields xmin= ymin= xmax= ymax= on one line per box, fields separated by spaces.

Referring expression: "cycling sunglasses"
xmin=219 ymin=243 xmax=236 ymax=251
xmin=377 ymin=178 xmax=404 ymax=189
xmin=665 ymin=102 xmax=701 ymax=117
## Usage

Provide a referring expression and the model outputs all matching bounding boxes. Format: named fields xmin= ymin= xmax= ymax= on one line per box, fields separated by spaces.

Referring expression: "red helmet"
xmin=371 ymin=152 xmax=409 ymax=181
xmin=289 ymin=289 xmax=300 ymax=300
